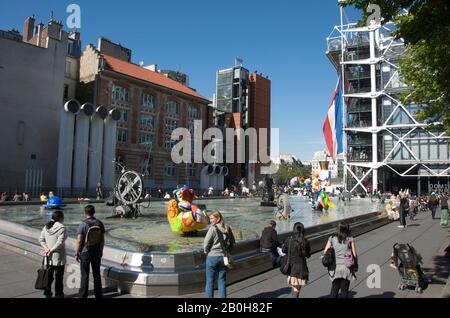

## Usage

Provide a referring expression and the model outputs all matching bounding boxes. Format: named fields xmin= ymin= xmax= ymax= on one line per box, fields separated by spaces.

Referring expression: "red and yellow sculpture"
xmin=167 ymin=185 xmax=209 ymax=234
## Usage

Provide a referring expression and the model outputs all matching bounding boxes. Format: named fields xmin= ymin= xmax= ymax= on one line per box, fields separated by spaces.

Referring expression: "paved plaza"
xmin=0 ymin=211 xmax=448 ymax=298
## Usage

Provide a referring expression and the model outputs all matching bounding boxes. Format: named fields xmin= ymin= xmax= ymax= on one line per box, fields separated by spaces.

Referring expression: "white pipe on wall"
xmin=72 ymin=103 xmax=95 ymax=191
xmin=56 ymin=100 xmax=80 ymax=190
xmin=87 ymin=106 xmax=108 ymax=191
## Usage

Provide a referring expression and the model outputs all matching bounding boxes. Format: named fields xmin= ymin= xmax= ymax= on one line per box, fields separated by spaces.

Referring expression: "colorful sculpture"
xmin=318 ymin=190 xmax=336 ymax=211
xmin=167 ymin=185 xmax=209 ymax=234
xmin=43 ymin=196 xmax=65 ymax=209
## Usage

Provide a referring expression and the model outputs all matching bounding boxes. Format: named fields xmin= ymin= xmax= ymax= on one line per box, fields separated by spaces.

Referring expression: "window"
xmin=165 ymin=163 xmax=176 ymax=177
xmin=140 ymin=114 xmax=155 ymax=129
xmin=139 ymin=132 xmax=154 ymax=147
xmin=142 ymin=93 xmax=155 ymax=109
xmin=165 ymin=101 xmax=180 ymax=115
xmin=117 ymin=129 xmax=128 ymax=143
xmin=165 ymin=119 xmax=178 ymax=132
xmin=188 ymin=164 xmax=196 ymax=177
xmin=165 ymin=135 xmax=178 ymax=150
xmin=139 ymin=159 xmax=152 ymax=176
xmin=188 ymin=105 xmax=200 ymax=119
xmin=119 ymin=109 xmax=128 ymax=123
xmin=112 ymin=86 xmax=129 ymax=102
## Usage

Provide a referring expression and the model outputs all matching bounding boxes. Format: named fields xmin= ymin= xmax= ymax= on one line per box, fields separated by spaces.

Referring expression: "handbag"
xmin=279 ymin=238 xmax=292 ymax=275
xmin=322 ymin=237 xmax=335 ymax=268
xmin=35 ymin=256 xmax=52 ymax=290
xmin=344 ymin=241 xmax=355 ymax=268
xmin=344 ymin=240 xmax=358 ymax=272
xmin=215 ymin=225 xmax=234 ymax=269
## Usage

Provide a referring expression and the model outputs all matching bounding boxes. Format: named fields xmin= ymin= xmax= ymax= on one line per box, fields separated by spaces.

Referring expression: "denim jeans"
xmin=79 ymin=251 xmax=102 ymax=298
xmin=205 ymin=255 xmax=227 ymax=298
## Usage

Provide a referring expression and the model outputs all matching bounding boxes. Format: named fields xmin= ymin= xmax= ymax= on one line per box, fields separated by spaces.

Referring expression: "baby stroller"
xmin=391 ymin=243 xmax=426 ymax=293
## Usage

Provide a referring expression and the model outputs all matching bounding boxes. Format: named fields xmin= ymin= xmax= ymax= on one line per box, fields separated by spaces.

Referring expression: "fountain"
xmin=0 ymin=195 xmax=389 ymax=295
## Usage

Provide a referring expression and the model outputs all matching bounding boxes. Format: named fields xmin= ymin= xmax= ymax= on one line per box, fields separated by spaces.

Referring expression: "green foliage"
xmin=340 ymin=0 xmax=450 ymax=132
xmin=274 ymin=164 xmax=311 ymax=184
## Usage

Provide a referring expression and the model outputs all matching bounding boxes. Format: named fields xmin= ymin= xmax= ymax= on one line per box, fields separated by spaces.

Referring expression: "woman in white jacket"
xmin=38 ymin=210 xmax=67 ymax=298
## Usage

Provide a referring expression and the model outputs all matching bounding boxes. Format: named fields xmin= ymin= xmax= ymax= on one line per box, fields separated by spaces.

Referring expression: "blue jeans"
xmin=79 ymin=251 xmax=102 ymax=298
xmin=205 ymin=255 xmax=227 ymax=298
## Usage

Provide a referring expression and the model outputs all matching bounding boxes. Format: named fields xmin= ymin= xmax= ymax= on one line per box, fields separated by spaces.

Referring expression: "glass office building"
xmin=326 ymin=13 xmax=449 ymax=195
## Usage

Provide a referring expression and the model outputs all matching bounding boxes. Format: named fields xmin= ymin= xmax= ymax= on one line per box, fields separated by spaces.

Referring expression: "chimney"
xmin=36 ymin=22 xmax=44 ymax=47
xmin=23 ymin=15 xmax=35 ymax=42
xmin=47 ymin=19 xmax=63 ymax=40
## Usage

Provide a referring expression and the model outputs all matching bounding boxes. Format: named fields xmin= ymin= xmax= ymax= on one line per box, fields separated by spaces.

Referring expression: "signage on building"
xmin=428 ymin=183 xmax=450 ymax=195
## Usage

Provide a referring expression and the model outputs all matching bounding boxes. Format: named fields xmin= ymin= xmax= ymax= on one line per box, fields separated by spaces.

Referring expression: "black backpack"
xmin=84 ymin=219 xmax=103 ymax=251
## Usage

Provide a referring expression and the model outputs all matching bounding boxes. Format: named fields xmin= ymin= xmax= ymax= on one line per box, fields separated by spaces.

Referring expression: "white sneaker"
xmin=397 ymin=225 xmax=404 ymax=228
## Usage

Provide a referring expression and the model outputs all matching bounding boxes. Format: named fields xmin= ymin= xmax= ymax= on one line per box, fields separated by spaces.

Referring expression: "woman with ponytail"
xmin=203 ymin=211 xmax=236 ymax=298
xmin=38 ymin=210 xmax=67 ymax=298
xmin=282 ymin=222 xmax=311 ymax=298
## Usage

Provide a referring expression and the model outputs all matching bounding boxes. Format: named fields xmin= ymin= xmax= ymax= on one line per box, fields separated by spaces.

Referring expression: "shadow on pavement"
xmin=65 ymin=287 xmax=120 ymax=298
xmin=250 ymin=287 xmax=291 ymax=298
xmin=363 ymin=291 xmax=396 ymax=298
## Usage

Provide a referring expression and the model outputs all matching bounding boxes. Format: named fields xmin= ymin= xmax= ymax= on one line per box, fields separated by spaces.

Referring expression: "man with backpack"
xmin=428 ymin=193 xmax=439 ymax=219
xmin=75 ymin=205 xmax=105 ymax=298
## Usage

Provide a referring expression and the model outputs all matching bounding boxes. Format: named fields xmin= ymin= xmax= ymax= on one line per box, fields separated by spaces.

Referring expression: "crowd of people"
xmin=384 ymin=189 xmax=449 ymax=228
xmin=0 ymin=191 xmax=30 ymax=202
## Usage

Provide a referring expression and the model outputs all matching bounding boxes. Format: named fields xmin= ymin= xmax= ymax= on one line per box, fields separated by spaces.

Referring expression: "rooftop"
xmin=101 ymin=53 xmax=210 ymax=103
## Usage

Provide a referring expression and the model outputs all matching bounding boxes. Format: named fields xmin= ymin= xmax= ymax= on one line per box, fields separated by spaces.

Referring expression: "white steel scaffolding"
xmin=326 ymin=7 xmax=450 ymax=195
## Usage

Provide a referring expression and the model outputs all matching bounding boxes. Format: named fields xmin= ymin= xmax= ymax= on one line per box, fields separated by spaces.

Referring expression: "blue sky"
xmin=0 ymin=0 xmax=361 ymax=161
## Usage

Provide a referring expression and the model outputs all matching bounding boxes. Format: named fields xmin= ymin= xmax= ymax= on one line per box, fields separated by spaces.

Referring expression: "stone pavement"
xmin=182 ymin=213 xmax=449 ymax=298
xmin=0 ymin=211 xmax=448 ymax=298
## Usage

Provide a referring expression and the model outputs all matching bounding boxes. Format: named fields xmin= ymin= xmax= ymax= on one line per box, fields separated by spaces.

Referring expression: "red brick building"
xmin=248 ymin=72 xmax=271 ymax=185
xmin=79 ymin=38 xmax=210 ymax=191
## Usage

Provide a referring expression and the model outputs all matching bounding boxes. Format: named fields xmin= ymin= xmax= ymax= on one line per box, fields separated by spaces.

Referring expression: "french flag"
xmin=323 ymin=77 xmax=343 ymax=160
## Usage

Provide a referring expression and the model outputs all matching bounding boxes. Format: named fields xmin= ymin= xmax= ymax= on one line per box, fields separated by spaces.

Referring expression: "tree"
xmin=341 ymin=0 xmax=450 ymax=132
xmin=274 ymin=163 xmax=311 ymax=184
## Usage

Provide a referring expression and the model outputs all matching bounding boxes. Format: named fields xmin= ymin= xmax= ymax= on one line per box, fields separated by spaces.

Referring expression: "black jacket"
xmin=260 ymin=227 xmax=281 ymax=250
xmin=282 ymin=237 xmax=311 ymax=280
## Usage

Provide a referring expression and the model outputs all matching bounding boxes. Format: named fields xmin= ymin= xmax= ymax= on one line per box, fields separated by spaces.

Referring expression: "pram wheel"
xmin=398 ymin=284 xmax=406 ymax=290
xmin=415 ymin=286 xmax=422 ymax=293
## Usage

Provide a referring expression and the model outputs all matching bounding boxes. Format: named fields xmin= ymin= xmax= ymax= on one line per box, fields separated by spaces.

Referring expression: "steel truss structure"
xmin=326 ymin=10 xmax=449 ymax=195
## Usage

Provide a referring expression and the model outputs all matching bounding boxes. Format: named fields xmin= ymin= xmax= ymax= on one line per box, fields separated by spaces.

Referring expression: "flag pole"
xmin=339 ymin=3 xmax=348 ymax=192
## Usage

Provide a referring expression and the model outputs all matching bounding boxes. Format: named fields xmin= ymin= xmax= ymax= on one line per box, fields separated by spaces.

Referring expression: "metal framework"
xmin=326 ymin=9 xmax=450 ymax=195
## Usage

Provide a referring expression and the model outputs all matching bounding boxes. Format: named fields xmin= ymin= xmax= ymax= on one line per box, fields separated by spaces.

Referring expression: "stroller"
xmin=391 ymin=243 xmax=426 ymax=293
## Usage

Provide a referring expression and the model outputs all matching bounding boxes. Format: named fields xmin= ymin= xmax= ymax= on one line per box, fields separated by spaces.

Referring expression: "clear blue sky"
xmin=0 ymin=0 xmax=362 ymax=161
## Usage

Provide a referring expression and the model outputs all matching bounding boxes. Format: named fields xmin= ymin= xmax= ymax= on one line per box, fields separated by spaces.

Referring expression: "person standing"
xmin=398 ymin=196 xmax=409 ymax=228
xmin=323 ymin=223 xmax=358 ymax=298
xmin=38 ymin=210 xmax=67 ymax=298
xmin=260 ymin=220 xmax=282 ymax=267
xmin=276 ymin=189 xmax=292 ymax=220
xmin=95 ymin=182 xmax=103 ymax=200
xmin=203 ymin=211 xmax=235 ymax=298
xmin=440 ymin=192 xmax=449 ymax=227
xmin=75 ymin=205 xmax=105 ymax=298
xmin=282 ymin=222 xmax=311 ymax=298
xmin=428 ymin=193 xmax=439 ymax=219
